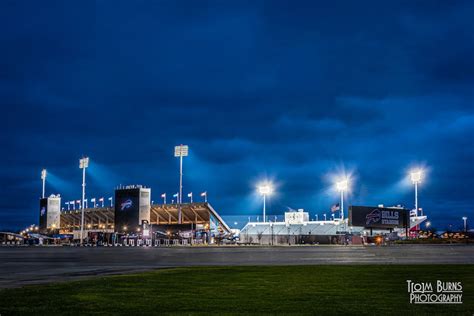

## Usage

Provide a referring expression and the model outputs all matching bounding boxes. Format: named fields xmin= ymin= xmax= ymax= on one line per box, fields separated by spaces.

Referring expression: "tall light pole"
xmin=410 ymin=170 xmax=423 ymax=217
xmin=258 ymin=183 xmax=273 ymax=223
xmin=336 ymin=179 xmax=349 ymax=221
xmin=79 ymin=157 xmax=89 ymax=245
xmin=174 ymin=145 xmax=188 ymax=224
xmin=41 ymin=169 xmax=47 ymax=198
xmin=462 ymin=216 xmax=467 ymax=232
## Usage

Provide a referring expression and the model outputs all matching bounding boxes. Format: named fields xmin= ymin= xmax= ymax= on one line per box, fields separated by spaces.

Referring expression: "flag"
xmin=173 ymin=193 xmax=179 ymax=198
xmin=161 ymin=193 xmax=166 ymax=198
xmin=91 ymin=198 xmax=96 ymax=203
xmin=108 ymin=197 xmax=113 ymax=201
xmin=76 ymin=200 xmax=81 ymax=204
xmin=99 ymin=197 xmax=104 ymax=202
xmin=187 ymin=192 xmax=193 ymax=198
xmin=331 ymin=203 xmax=340 ymax=212
xmin=200 ymin=191 xmax=207 ymax=197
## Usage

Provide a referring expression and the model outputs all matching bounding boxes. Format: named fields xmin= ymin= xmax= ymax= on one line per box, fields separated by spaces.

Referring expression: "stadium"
xmin=27 ymin=149 xmax=430 ymax=246
xmin=35 ymin=183 xmax=427 ymax=247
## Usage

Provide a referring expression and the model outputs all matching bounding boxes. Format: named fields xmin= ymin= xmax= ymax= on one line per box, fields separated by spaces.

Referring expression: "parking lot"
xmin=1 ymin=244 xmax=473 ymax=288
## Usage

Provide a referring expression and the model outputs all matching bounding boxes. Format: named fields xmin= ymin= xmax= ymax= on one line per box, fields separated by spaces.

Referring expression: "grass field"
xmin=0 ymin=265 xmax=473 ymax=315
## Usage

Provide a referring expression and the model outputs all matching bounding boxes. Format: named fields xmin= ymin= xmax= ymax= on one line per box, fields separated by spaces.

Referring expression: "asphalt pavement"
xmin=1 ymin=244 xmax=473 ymax=288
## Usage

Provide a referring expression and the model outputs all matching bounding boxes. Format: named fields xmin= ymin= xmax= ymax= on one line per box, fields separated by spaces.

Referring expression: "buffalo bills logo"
xmin=366 ymin=209 xmax=381 ymax=225
xmin=40 ymin=207 xmax=46 ymax=216
xmin=120 ymin=199 xmax=132 ymax=211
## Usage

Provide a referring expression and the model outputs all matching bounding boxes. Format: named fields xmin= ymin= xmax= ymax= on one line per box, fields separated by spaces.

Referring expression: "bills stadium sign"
xmin=349 ymin=206 xmax=409 ymax=229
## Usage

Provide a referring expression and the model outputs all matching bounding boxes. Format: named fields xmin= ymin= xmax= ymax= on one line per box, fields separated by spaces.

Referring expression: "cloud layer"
xmin=1 ymin=1 xmax=473 ymax=230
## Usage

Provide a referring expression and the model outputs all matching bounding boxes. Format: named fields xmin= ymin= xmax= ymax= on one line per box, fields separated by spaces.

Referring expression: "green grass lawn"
xmin=0 ymin=265 xmax=473 ymax=315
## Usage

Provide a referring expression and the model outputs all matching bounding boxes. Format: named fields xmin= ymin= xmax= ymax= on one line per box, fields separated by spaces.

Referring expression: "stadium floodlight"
xmin=462 ymin=217 xmax=468 ymax=232
xmin=40 ymin=169 xmax=47 ymax=198
xmin=336 ymin=178 xmax=349 ymax=220
xmin=258 ymin=183 xmax=273 ymax=223
xmin=174 ymin=144 xmax=188 ymax=224
xmin=410 ymin=169 xmax=423 ymax=217
xmin=79 ymin=156 xmax=89 ymax=245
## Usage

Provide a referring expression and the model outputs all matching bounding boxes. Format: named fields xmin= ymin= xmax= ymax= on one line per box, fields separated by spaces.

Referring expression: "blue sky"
xmin=1 ymin=1 xmax=473 ymax=230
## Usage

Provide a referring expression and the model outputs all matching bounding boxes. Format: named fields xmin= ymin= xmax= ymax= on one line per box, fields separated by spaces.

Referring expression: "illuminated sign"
xmin=120 ymin=199 xmax=133 ymax=211
xmin=350 ymin=206 xmax=408 ymax=229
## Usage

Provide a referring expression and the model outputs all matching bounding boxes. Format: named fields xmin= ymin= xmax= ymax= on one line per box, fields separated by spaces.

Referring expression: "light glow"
xmin=258 ymin=183 xmax=273 ymax=196
xmin=336 ymin=179 xmax=349 ymax=192
xmin=410 ymin=169 xmax=423 ymax=184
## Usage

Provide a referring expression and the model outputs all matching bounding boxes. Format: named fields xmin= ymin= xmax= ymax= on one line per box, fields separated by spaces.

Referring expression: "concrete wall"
xmin=240 ymin=233 xmax=342 ymax=245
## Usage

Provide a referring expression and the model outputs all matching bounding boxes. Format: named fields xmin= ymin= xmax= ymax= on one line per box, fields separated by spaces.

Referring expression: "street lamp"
xmin=336 ymin=179 xmax=349 ymax=220
xmin=79 ymin=156 xmax=89 ymax=245
xmin=462 ymin=217 xmax=467 ymax=232
xmin=258 ymin=183 xmax=273 ymax=223
xmin=174 ymin=144 xmax=188 ymax=224
xmin=41 ymin=169 xmax=47 ymax=198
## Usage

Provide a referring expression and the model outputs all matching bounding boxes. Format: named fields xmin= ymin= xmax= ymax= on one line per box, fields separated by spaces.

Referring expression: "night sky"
xmin=1 ymin=1 xmax=473 ymax=230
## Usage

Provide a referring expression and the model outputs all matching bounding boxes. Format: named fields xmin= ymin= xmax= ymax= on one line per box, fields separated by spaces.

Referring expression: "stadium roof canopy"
xmin=60 ymin=202 xmax=231 ymax=234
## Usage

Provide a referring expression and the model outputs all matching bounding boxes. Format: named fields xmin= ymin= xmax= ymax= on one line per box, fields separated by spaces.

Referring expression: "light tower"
xmin=410 ymin=170 xmax=423 ymax=217
xmin=258 ymin=183 xmax=273 ymax=223
xmin=174 ymin=145 xmax=188 ymax=224
xmin=336 ymin=179 xmax=349 ymax=220
xmin=40 ymin=169 xmax=47 ymax=198
xmin=79 ymin=156 xmax=89 ymax=245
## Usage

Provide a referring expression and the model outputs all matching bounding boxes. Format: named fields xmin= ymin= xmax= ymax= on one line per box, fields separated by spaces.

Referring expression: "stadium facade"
xmin=240 ymin=207 xmax=427 ymax=245
xmin=38 ymin=186 xmax=427 ymax=246
xmin=39 ymin=185 xmax=231 ymax=245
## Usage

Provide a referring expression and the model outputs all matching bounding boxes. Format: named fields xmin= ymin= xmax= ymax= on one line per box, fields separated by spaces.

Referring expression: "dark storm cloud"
xmin=1 ymin=0 xmax=473 ymax=230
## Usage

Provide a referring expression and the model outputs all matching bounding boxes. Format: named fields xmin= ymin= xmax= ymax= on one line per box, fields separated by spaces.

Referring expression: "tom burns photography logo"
xmin=407 ymin=280 xmax=463 ymax=304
